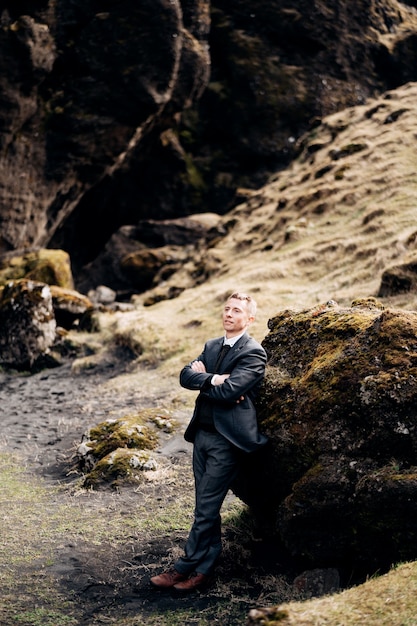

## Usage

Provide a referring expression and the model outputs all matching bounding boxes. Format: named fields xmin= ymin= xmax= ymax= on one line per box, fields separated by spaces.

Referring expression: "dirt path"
xmin=0 ymin=356 xmax=190 ymax=473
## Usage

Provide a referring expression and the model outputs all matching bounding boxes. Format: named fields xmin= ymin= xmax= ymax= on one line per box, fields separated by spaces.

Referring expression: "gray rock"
xmin=0 ymin=280 xmax=56 ymax=368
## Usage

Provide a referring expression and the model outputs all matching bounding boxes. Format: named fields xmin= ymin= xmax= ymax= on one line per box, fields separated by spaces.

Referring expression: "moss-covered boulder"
xmin=0 ymin=250 xmax=74 ymax=290
xmin=82 ymin=448 xmax=158 ymax=490
xmin=77 ymin=409 xmax=175 ymax=489
xmin=0 ymin=250 xmax=93 ymax=329
xmin=235 ymin=298 xmax=417 ymax=572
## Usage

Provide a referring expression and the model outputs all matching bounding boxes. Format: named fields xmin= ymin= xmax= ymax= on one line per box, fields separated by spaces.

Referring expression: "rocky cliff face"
xmin=188 ymin=0 xmax=417 ymax=195
xmin=2 ymin=1 xmax=417 ymax=284
xmin=0 ymin=0 xmax=210 ymax=259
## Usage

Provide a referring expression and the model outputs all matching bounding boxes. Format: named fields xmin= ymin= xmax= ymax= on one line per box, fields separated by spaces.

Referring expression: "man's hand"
xmin=190 ymin=361 xmax=235 ymax=390
xmin=212 ymin=373 xmax=230 ymax=385
xmin=191 ymin=360 xmax=207 ymax=373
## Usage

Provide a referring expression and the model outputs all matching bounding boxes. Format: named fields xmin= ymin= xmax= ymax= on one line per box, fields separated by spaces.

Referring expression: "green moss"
xmin=84 ymin=448 xmax=156 ymax=488
xmin=351 ymin=297 xmax=385 ymax=310
xmin=183 ymin=152 xmax=206 ymax=191
xmin=0 ymin=250 xmax=74 ymax=289
xmin=88 ymin=413 xmax=158 ymax=459
xmin=78 ymin=409 xmax=176 ymax=488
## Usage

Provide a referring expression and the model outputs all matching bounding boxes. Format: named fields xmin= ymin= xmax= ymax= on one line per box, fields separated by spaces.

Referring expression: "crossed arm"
xmin=190 ymin=359 xmax=229 ymax=386
xmin=180 ymin=346 xmax=266 ymax=404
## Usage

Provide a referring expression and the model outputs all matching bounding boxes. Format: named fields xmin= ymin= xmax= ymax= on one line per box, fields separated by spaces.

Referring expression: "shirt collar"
xmin=223 ymin=331 xmax=245 ymax=347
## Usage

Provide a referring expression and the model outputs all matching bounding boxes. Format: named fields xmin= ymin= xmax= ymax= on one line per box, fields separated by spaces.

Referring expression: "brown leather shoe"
xmin=150 ymin=568 xmax=187 ymax=588
xmin=173 ymin=572 xmax=211 ymax=592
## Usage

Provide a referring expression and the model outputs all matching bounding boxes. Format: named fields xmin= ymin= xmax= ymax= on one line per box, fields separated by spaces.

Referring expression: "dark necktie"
xmin=214 ymin=344 xmax=231 ymax=372
xmin=197 ymin=344 xmax=231 ymax=429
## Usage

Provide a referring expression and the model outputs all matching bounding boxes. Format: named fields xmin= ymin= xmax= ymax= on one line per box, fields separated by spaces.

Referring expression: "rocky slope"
xmin=137 ymin=80 xmax=417 ymax=332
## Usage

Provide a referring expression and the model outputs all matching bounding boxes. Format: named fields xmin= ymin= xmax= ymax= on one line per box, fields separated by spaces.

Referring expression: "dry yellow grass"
xmin=263 ymin=561 xmax=417 ymax=625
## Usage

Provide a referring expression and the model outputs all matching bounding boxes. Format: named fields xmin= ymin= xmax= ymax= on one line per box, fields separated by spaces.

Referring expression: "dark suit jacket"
xmin=180 ymin=332 xmax=268 ymax=453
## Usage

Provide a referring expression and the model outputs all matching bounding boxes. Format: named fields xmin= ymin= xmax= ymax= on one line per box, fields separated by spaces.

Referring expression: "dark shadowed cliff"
xmin=2 ymin=0 xmax=417 ymax=282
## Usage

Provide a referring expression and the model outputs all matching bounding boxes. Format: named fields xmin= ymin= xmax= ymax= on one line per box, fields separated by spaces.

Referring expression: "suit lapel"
xmin=208 ymin=338 xmax=225 ymax=371
xmin=218 ymin=333 xmax=249 ymax=370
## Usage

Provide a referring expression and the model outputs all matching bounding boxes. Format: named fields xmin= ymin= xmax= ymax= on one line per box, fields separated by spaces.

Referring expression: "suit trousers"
xmin=175 ymin=428 xmax=240 ymax=576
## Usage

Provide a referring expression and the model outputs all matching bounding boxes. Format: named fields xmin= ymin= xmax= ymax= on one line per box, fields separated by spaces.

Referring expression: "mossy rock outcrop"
xmin=0 ymin=249 xmax=94 ymax=331
xmin=77 ymin=409 xmax=175 ymax=489
xmin=83 ymin=448 xmax=158 ymax=490
xmin=0 ymin=250 xmax=74 ymax=290
xmin=235 ymin=298 xmax=417 ymax=572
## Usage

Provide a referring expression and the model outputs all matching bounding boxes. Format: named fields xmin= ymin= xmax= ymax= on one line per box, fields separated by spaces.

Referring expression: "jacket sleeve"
xmin=207 ymin=346 xmax=266 ymax=404
xmin=179 ymin=344 xmax=212 ymax=391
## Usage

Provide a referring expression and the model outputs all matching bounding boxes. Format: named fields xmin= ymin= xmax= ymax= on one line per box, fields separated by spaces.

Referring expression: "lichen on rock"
xmin=0 ymin=279 xmax=56 ymax=368
xmin=83 ymin=448 xmax=158 ymax=490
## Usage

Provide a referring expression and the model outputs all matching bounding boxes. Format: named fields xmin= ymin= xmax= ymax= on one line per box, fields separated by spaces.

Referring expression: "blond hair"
xmin=228 ymin=292 xmax=257 ymax=317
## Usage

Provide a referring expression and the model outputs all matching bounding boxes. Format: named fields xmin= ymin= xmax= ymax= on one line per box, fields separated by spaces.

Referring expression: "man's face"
xmin=222 ymin=298 xmax=254 ymax=338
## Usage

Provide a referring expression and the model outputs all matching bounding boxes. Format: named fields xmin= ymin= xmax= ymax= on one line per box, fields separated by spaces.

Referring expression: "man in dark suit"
xmin=150 ymin=292 xmax=267 ymax=592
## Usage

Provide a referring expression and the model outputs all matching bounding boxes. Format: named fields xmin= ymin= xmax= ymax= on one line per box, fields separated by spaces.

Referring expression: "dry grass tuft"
xmin=263 ymin=561 xmax=417 ymax=625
